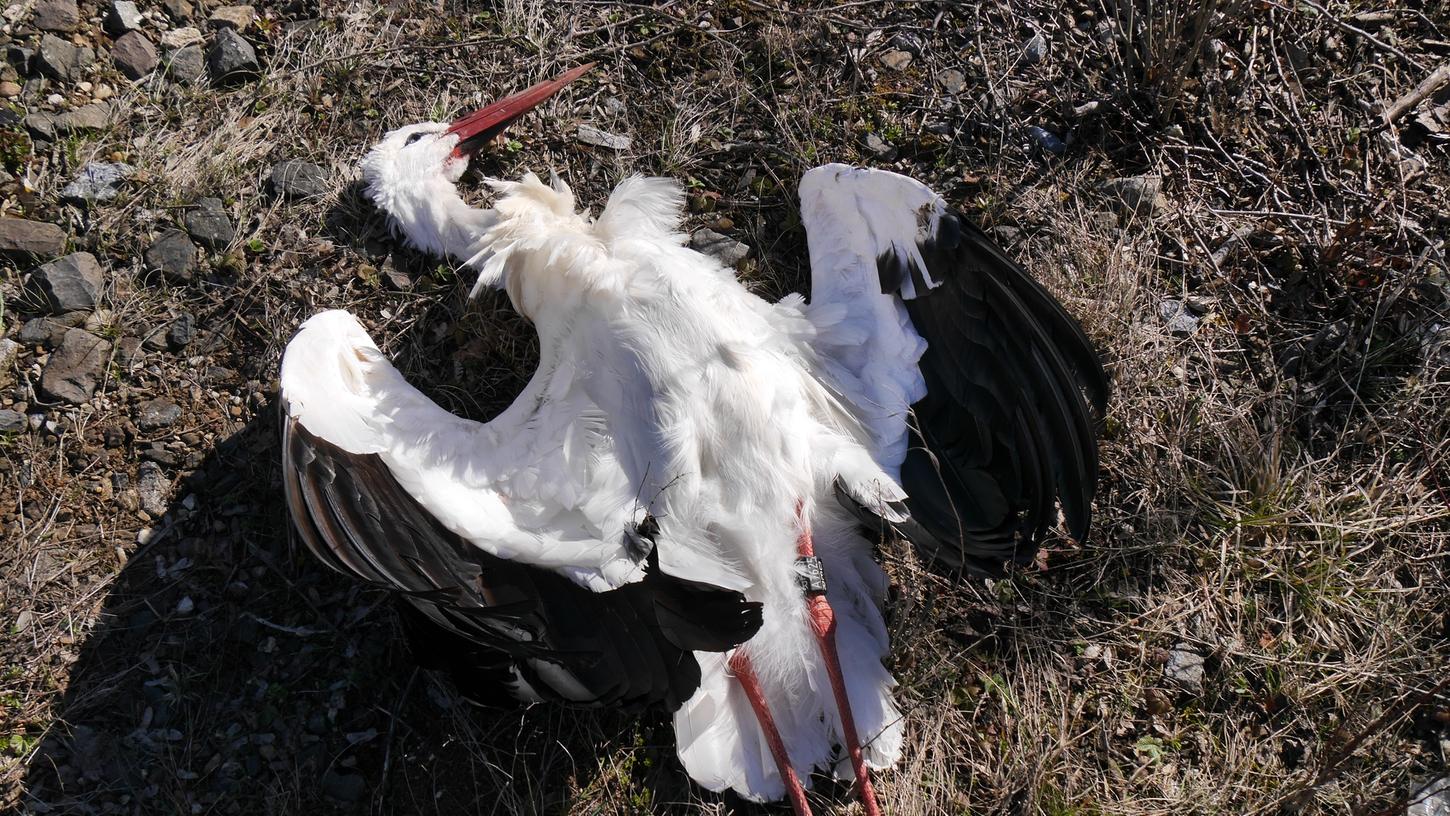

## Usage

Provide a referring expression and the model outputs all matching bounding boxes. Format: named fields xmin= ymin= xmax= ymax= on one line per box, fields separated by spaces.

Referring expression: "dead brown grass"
xmin=2 ymin=0 xmax=1447 ymax=814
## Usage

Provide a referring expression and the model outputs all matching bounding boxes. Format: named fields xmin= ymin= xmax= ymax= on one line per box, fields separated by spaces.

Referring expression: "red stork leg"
xmin=728 ymin=650 xmax=813 ymax=816
xmin=795 ymin=503 xmax=883 ymax=816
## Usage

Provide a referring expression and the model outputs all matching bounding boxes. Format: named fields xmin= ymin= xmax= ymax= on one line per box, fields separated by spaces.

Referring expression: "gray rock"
xmin=23 ymin=111 xmax=56 ymax=141
xmin=52 ymin=102 xmax=113 ymax=134
xmin=140 ymin=441 xmax=182 ymax=467
xmin=160 ymin=26 xmax=203 ymax=49
xmin=863 ymin=132 xmax=896 ymax=160
xmin=1164 ymin=644 xmax=1205 ymax=690
xmin=136 ymin=461 xmax=170 ymax=516
xmin=162 ymin=0 xmax=193 ymax=20
xmin=937 ymin=68 xmax=965 ymax=95
xmin=207 ymin=27 xmax=258 ymax=81
xmin=0 ymin=218 xmax=66 ymax=261
xmin=27 ymin=252 xmax=104 ymax=313
xmin=136 ymin=397 xmax=181 ymax=430
xmin=1100 ymin=175 xmax=1166 ymax=217
xmin=183 ymin=197 xmax=234 ymax=247
xmin=106 ymin=0 xmax=144 ymax=34
xmin=33 ymin=0 xmax=80 ymax=32
xmin=112 ymin=31 xmax=159 ymax=79
xmin=576 ymin=124 xmax=631 ymax=150
xmin=1026 ymin=125 xmax=1067 ymax=154
xmin=19 ymin=317 xmax=70 ymax=347
xmin=39 ymin=328 xmax=111 ymax=404
xmin=0 ymin=338 xmax=18 ymax=380
xmin=167 ymin=312 xmax=195 ymax=349
xmin=164 ymin=45 xmax=205 ymax=84
xmin=144 ymin=231 xmax=198 ymax=282
xmin=690 ymin=229 xmax=750 ymax=267
xmin=880 ymin=49 xmax=913 ymax=71
xmin=37 ymin=34 xmax=94 ymax=81
xmin=0 ymin=409 xmax=25 ymax=433
xmin=1022 ymin=30 xmax=1048 ymax=64
xmin=60 ymin=161 xmax=134 ymax=203
xmin=269 ymin=159 xmax=327 ymax=200
xmin=1159 ymin=299 xmax=1199 ymax=335
xmin=1408 ymin=776 xmax=1449 ymax=816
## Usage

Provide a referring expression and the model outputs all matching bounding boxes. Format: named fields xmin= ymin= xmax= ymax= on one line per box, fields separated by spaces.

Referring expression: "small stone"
xmin=32 ymin=0 xmax=79 ymax=32
xmin=135 ymin=397 xmax=181 ymax=430
xmin=144 ymin=231 xmax=198 ymax=282
xmin=207 ymin=4 xmax=253 ymax=30
xmin=136 ymin=460 xmax=170 ymax=516
xmin=690 ymin=228 xmax=750 ymax=267
xmin=27 ymin=252 xmax=104 ymax=313
xmin=60 ymin=161 xmax=133 ymax=203
xmin=0 ymin=81 xmax=19 ymax=97
xmin=20 ymin=317 xmax=70 ymax=347
xmin=39 ymin=328 xmax=111 ymax=404
xmin=575 ymin=124 xmax=631 ymax=150
xmin=0 ymin=338 xmax=18 ymax=383
xmin=162 ymin=0 xmax=193 ymax=20
xmin=0 ymin=409 xmax=24 ymax=433
xmin=163 ymin=44 xmax=204 ymax=84
xmin=937 ymin=68 xmax=965 ymax=94
xmin=37 ymin=34 xmax=94 ymax=81
xmin=0 ymin=218 xmax=67 ymax=261
xmin=6 ymin=45 xmax=34 ymax=76
xmin=183 ymin=197 xmax=234 ymax=247
xmin=166 ymin=312 xmax=194 ymax=349
xmin=863 ymin=132 xmax=896 ymax=160
xmin=106 ymin=0 xmax=144 ymax=34
xmin=1159 ymin=299 xmax=1199 ymax=335
xmin=1164 ymin=643 xmax=1205 ymax=690
xmin=880 ymin=49 xmax=913 ymax=71
xmin=175 ymin=596 xmax=194 ymax=614
xmin=160 ymin=26 xmax=203 ymax=49
xmin=268 ymin=159 xmax=327 ymax=200
xmin=1100 ymin=175 xmax=1166 ymax=217
xmin=207 ymin=27 xmax=258 ymax=80
xmin=1026 ymin=126 xmax=1067 ymax=154
xmin=140 ymin=442 xmax=181 ymax=467
xmin=111 ymin=31 xmax=159 ymax=79
xmin=1022 ymin=30 xmax=1048 ymax=64
xmin=53 ymin=102 xmax=112 ymax=133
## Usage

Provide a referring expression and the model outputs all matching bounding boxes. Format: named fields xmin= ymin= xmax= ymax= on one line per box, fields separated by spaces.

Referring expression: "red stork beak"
xmin=445 ymin=62 xmax=595 ymax=158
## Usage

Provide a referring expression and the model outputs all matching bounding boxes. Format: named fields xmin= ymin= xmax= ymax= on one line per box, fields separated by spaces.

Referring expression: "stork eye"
xmin=404 ymin=132 xmax=426 ymax=146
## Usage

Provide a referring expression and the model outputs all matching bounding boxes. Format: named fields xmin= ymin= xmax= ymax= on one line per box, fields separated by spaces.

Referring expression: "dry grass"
xmin=2 ymin=0 xmax=1447 ymax=814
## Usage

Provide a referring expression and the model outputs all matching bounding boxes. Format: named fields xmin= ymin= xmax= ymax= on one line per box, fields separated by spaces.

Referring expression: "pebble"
xmin=1164 ymin=643 xmax=1205 ymax=690
xmin=268 ymin=159 xmax=327 ymax=200
xmin=32 ymin=0 xmax=79 ymax=32
xmin=183 ymin=197 xmax=234 ymax=247
xmin=207 ymin=27 xmax=258 ymax=80
xmin=39 ymin=328 xmax=111 ymax=404
xmin=576 ymin=124 xmax=631 ymax=150
xmin=162 ymin=0 xmax=192 ymax=20
xmin=112 ymin=30 xmax=159 ymax=79
xmin=1159 ymin=299 xmax=1199 ymax=335
xmin=0 ymin=217 xmax=67 ymax=261
xmin=36 ymin=34 xmax=94 ymax=81
xmin=207 ymin=4 xmax=252 ymax=30
xmin=164 ymin=44 xmax=204 ymax=84
xmin=1026 ymin=125 xmax=1067 ymax=154
xmin=26 ymin=251 xmax=104 ymax=313
xmin=144 ymin=230 xmax=198 ymax=282
xmin=880 ymin=49 xmax=913 ymax=71
xmin=1100 ymin=175 xmax=1166 ymax=217
xmin=0 ymin=408 xmax=24 ymax=433
xmin=690 ymin=229 xmax=750 ymax=267
xmin=863 ymin=132 xmax=896 ymax=160
xmin=5 ymin=44 xmax=33 ymax=75
xmin=59 ymin=161 xmax=134 ymax=203
xmin=19 ymin=316 xmax=71 ymax=347
xmin=167 ymin=312 xmax=195 ymax=349
xmin=136 ymin=397 xmax=181 ymax=430
xmin=106 ymin=0 xmax=144 ymax=34
xmin=1022 ymin=30 xmax=1048 ymax=64
xmin=136 ymin=460 xmax=170 ymax=516
xmin=0 ymin=338 xmax=18 ymax=383
xmin=0 ymin=81 xmax=19 ymax=97
xmin=937 ymin=68 xmax=965 ymax=95
xmin=160 ymin=26 xmax=203 ymax=50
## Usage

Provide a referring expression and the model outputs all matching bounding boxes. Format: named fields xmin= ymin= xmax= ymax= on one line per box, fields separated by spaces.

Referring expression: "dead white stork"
xmin=279 ymin=65 xmax=1107 ymax=814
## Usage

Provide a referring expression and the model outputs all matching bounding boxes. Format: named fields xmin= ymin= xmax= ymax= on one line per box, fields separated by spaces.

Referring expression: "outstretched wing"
xmin=799 ymin=164 xmax=1108 ymax=576
xmin=279 ymin=309 xmax=760 ymax=709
